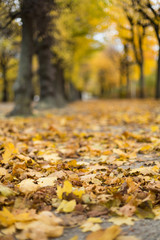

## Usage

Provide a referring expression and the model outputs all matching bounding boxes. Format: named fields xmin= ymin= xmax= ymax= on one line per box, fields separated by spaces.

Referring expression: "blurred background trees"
xmin=0 ymin=0 xmax=159 ymax=115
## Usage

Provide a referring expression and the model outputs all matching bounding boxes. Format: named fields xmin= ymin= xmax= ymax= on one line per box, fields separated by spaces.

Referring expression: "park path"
xmin=1 ymin=100 xmax=160 ymax=240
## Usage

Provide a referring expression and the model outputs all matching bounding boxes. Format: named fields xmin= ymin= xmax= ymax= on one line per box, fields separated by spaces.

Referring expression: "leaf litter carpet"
xmin=0 ymin=100 xmax=160 ymax=240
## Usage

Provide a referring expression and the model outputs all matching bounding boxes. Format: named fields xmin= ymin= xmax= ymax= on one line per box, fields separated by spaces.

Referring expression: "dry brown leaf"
xmin=18 ymin=179 xmax=39 ymax=194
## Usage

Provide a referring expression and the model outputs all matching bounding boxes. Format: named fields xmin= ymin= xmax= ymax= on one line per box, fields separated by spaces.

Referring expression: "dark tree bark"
xmin=138 ymin=28 xmax=145 ymax=99
xmin=122 ymin=2 xmax=147 ymax=99
xmin=38 ymin=47 xmax=67 ymax=108
xmin=134 ymin=0 xmax=160 ymax=99
xmin=9 ymin=0 xmax=33 ymax=116
xmin=36 ymin=0 xmax=66 ymax=109
xmin=119 ymin=64 xmax=124 ymax=98
xmin=130 ymin=23 xmax=145 ymax=98
xmin=126 ymin=62 xmax=130 ymax=98
xmin=2 ymin=66 xmax=8 ymax=102
xmin=124 ymin=44 xmax=131 ymax=98
xmin=66 ymin=82 xmax=81 ymax=102
xmin=156 ymin=43 xmax=160 ymax=99
xmin=37 ymin=37 xmax=57 ymax=108
xmin=0 ymin=52 xmax=9 ymax=102
xmin=54 ymin=61 xmax=67 ymax=107
xmin=139 ymin=62 xmax=144 ymax=98
xmin=98 ymin=69 xmax=106 ymax=98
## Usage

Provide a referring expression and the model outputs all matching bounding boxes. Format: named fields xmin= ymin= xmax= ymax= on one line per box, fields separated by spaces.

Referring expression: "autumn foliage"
xmin=0 ymin=100 xmax=160 ymax=239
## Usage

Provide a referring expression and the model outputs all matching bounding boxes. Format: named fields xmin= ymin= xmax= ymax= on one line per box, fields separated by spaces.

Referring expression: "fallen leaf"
xmin=120 ymin=204 xmax=136 ymax=217
xmin=87 ymin=217 xmax=102 ymax=223
xmin=80 ymin=222 xmax=101 ymax=232
xmin=2 ymin=143 xmax=18 ymax=164
xmin=69 ymin=236 xmax=78 ymax=240
xmin=86 ymin=225 xmax=121 ymax=240
xmin=0 ymin=208 xmax=15 ymax=227
xmin=18 ymin=179 xmax=39 ymax=194
xmin=73 ymin=188 xmax=85 ymax=198
xmin=151 ymin=125 xmax=159 ymax=132
xmin=0 ymin=167 xmax=7 ymax=176
xmin=57 ymin=199 xmax=76 ymax=213
xmin=0 ymin=184 xmax=15 ymax=197
xmin=57 ymin=180 xmax=72 ymax=199
xmin=16 ymin=211 xmax=63 ymax=240
xmin=37 ymin=177 xmax=57 ymax=187
xmin=1 ymin=225 xmax=16 ymax=235
xmin=108 ymin=217 xmax=136 ymax=226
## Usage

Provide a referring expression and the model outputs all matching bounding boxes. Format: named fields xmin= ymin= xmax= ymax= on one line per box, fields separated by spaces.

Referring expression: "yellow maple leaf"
xmin=67 ymin=160 xmax=78 ymax=167
xmin=32 ymin=134 xmax=42 ymax=141
xmin=57 ymin=199 xmax=76 ymax=213
xmin=73 ymin=188 xmax=85 ymax=198
xmin=15 ymin=212 xmax=35 ymax=222
xmin=57 ymin=180 xmax=73 ymax=199
xmin=152 ymin=165 xmax=159 ymax=172
xmin=139 ymin=145 xmax=152 ymax=153
xmin=2 ymin=143 xmax=18 ymax=164
xmin=0 ymin=207 xmax=15 ymax=227
xmin=151 ymin=125 xmax=159 ymax=132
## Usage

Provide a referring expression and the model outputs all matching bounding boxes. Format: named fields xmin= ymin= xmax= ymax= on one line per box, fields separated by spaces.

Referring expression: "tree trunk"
xmin=98 ymin=70 xmax=105 ymax=98
xmin=35 ymin=0 xmax=61 ymax=109
xmin=100 ymin=86 xmax=105 ymax=98
xmin=156 ymin=44 xmax=160 ymax=99
xmin=119 ymin=75 xmax=123 ymax=98
xmin=9 ymin=0 xmax=33 ymax=116
xmin=37 ymin=38 xmax=57 ymax=109
xmin=2 ymin=66 xmax=8 ymax=102
xmin=124 ymin=44 xmax=130 ymax=98
xmin=66 ymin=82 xmax=81 ymax=102
xmin=119 ymin=58 xmax=125 ymax=98
xmin=139 ymin=62 xmax=144 ymax=98
xmin=54 ymin=61 xmax=67 ymax=107
xmin=138 ymin=27 xmax=145 ymax=99
xmin=100 ymin=77 xmax=105 ymax=97
xmin=126 ymin=61 xmax=130 ymax=98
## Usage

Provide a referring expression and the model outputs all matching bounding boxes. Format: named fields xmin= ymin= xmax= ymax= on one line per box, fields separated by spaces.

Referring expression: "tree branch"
xmin=0 ymin=11 xmax=21 ymax=30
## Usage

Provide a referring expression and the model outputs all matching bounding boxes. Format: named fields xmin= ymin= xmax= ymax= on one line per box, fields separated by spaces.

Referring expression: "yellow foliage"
xmin=53 ymin=0 xmax=108 ymax=90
